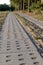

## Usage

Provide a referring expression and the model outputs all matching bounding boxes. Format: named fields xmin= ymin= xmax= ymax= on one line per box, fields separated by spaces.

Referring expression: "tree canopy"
xmin=0 ymin=4 xmax=14 ymax=11
xmin=0 ymin=4 xmax=10 ymax=11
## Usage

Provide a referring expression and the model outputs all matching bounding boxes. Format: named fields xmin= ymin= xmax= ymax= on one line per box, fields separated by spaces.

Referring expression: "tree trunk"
xmin=28 ymin=0 xmax=29 ymax=11
xmin=23 ymin=0 xmax=24 ymax=11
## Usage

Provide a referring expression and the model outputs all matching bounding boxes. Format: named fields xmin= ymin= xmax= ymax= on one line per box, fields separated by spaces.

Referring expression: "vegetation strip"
xmin=15 ymin=14 xmax=43 ymax=57
xmin=0 ymin=12 xmax=8 ymax=31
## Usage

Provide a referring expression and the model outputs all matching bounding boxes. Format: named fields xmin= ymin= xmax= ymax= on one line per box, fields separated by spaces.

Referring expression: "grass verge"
xmin=15 ymin=14 xmax=43 ymax=46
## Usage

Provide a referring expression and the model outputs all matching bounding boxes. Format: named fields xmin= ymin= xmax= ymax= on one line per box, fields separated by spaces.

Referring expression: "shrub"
xmin=29 ymin=1 xmax=41 ymax=12
xmin=41 ymin=4 xmax=43 ymax=10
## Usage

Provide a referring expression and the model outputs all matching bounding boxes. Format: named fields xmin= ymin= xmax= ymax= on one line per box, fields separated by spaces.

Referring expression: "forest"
xmin=10 ymin=0 xmax=43 ymax=12
xmin=10 ymin=0 xmax=43 ymax=21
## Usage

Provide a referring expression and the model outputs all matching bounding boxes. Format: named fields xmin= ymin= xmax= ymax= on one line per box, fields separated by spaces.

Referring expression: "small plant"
xmin=34 ymin=35 xmax=41 ymax=40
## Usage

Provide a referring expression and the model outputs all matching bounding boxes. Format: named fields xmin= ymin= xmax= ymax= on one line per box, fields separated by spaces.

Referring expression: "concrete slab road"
xmin=0 ymin=12 xmax=43 ymax=65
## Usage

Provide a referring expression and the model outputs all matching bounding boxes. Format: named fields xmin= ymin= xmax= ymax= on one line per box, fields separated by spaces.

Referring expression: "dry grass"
xmin=17 ymin=10 xmax=43 ymax=21
xmin=24 ymin=11 xmax=43 ymax=21
xmin=0 ymin=12 xmax=8 ymax=27
xmin=16 ymin=14 xmax=43 ymax=46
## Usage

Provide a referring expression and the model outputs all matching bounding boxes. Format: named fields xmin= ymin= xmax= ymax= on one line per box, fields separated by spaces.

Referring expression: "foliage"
xmin=29 ymin=1 xmax=41 ymax=13
xmin=0 ymin=4 xmax=14 ymax=11
xmin=41 ymin=4 xmax=43 ymax=10
xmin=10 ymin=0 xmax=43 ymax=12
xmin=0 ymin=4 xmax=9 ymax=11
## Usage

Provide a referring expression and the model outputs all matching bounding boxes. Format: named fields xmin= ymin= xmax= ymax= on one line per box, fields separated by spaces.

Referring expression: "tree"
xmin=0 ymin=4 xmax=10 ymax=11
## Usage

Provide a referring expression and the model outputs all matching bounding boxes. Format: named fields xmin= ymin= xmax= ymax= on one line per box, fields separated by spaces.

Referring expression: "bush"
xmin=41 ymin=4 xmax=43 ymax=10
xmin=29 ymin=2 xmax=41 ymax=12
